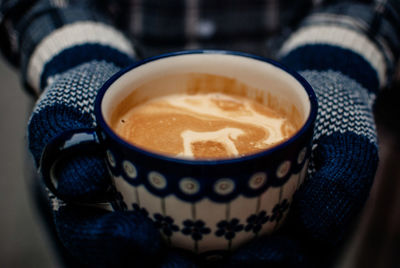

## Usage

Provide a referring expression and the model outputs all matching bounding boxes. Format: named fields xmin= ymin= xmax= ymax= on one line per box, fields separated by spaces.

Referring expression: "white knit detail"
xmin=279 ymin=25 xmax=387 ymax=88
xmin=27 ymin=21 xmax=135 ymax=94
xmin=300 ymin=70 xmax=377 ymax=146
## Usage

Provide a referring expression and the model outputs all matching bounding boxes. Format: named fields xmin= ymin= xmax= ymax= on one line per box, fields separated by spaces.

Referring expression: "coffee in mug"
xmin=110 ymin=73 xmax=302 ymax=159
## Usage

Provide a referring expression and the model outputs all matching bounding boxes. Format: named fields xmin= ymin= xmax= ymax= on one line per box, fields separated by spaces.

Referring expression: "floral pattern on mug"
xmin=181 ymin=219 xmax=211 ymax=241
xmin=245 ymin=210 xmax=270 ymax=234
xmin=153 ymin=213 xmax=180 ymax=237
xmin=132 ymin=203 xmax=149 ymax=217
xmin=215 ymin=218 xmax=244 ymax=240
xmin=270 ymin=199 xmax=290 ymax=223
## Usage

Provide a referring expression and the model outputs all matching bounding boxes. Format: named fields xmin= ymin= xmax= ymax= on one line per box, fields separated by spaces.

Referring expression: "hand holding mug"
xmin=40 ymin=51 xmax=317 ymax=254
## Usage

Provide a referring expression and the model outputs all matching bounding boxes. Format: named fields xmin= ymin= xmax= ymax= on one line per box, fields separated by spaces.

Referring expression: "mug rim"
xmin=95 ymin=50 xmax=318 ymax=165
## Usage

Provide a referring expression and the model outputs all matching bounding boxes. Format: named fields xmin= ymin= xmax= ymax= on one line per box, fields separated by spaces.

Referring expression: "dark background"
xmin=0 ymin=59 xmax=59 ymax=267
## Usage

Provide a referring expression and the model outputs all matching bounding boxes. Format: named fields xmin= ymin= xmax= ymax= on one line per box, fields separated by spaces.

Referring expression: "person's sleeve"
xmin=279 ymin=0 xmax=400 ymax=91
xmin=0 ymin=0 xmax=136 ymax=96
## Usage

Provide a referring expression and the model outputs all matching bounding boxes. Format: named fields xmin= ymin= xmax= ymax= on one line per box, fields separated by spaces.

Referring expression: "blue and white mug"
xmin=41 ymin=50 xmax=318 ymax=255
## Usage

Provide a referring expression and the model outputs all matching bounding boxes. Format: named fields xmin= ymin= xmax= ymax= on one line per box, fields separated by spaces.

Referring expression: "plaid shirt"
xmin=0 ymin=0 xmax=318 ymax=61
xmin=0 ymin=0 xmax=399 ymax=92
xmin=108 ymin=0 xmax=315 ymax=57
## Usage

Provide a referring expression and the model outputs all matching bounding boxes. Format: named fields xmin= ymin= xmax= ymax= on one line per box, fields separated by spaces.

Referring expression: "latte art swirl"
xmin=113 ymin=93 xmax=298 ymax=159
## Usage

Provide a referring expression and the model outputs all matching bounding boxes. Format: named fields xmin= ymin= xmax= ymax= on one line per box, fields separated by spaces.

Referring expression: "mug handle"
xmin=39 ymin=128 xmax=113 ymax=210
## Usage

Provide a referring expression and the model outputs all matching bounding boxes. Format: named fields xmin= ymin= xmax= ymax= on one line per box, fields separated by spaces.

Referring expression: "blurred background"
xmin=0 ymin=58 xmax=60 ymax=267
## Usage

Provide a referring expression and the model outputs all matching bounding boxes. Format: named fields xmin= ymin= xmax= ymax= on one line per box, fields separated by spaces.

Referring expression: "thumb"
xmin=28 ymin=61 xmax=121 ymax=201
xmin=291 ymin=132 xmax=378 ymax=245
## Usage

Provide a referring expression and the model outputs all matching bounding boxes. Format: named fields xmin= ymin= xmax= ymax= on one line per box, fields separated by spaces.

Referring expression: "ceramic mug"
xmin=41 ymin=50 xmax=318 ymax=256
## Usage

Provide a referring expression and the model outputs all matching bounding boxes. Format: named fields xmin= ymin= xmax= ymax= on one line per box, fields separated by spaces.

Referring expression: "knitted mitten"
xmin=227 ymin=1 xmax=399 ymax=267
